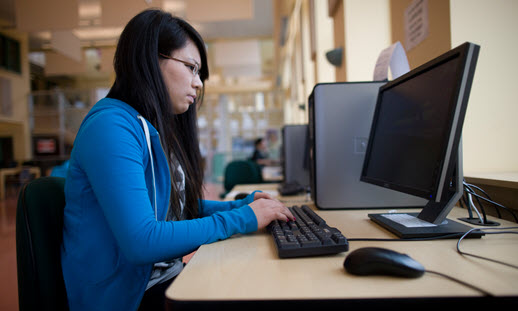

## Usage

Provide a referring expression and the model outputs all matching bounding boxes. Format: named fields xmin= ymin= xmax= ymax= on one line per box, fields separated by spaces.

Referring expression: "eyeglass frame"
xmin=159 ymin=53 xmax=201 ymax=78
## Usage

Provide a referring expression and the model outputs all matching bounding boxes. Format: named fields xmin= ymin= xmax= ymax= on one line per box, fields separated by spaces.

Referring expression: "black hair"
xmin=107 ymin=9 xmax=209 ymax=220
xmin=254 ymin=138 xmax=263 ymax=146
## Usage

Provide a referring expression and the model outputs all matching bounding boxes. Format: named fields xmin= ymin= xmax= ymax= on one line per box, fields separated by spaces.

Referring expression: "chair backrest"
xmin=223 ymin=160 xmax=263 ymax=193
xmin=16 ymin=176 xmax=68 ymax=311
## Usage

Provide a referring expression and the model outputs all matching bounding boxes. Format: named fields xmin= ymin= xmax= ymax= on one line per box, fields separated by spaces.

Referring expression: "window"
xmin=0 ymin=34 xmax=21 ymax=74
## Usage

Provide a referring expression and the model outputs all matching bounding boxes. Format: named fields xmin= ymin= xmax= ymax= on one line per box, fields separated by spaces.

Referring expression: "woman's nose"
xmin=192 ymin=74 xmax=203 ymax=89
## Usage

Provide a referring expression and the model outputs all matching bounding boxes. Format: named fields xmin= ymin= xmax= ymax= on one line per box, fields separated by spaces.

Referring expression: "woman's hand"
xmin=253 ymin=191 xmax=277 ymax=201
xmin=249 ymin=199 xmax=295 ymax=230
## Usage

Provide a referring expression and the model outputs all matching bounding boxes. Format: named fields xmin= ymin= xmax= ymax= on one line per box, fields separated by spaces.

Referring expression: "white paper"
xmin=373 ymin=41 xmax=410 ymax=81
xmin=404 ymin=0 xmax=429 ymax=51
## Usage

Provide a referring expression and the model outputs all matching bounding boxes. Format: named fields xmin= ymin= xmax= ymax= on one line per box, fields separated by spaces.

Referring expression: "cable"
xmin=463 ymin=182 xmax=511 ymax=221
xmin=464 ymin=182 xmax=494 ymax=201
xmin=348 ymin=232 xmax=475 ymax=242
xmin=473 ymin=194 xmax=489 ymax=222
xmin=468 ymin=183 xmax=501 ymax=218
xmin=467 ymin=192 xmax=484 ymax=224
xmin=465 ymin=183 xmax=489 ymax=222
xmin=463 ymin=183 xmax=487 ymax=224
xmin=424 ymin=270 xmax=493 ymax=296
xmin=456 ymin=227 xmax=518 ymax=270
xmin=467 ymin=192 xmax=518 ymax=223
xmin=459 ymin=192 xmax=474 ymax=219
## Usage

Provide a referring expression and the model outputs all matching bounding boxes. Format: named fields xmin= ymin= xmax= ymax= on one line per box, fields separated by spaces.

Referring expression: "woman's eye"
xmin=186 ymin=65 xmax=195 ymax=71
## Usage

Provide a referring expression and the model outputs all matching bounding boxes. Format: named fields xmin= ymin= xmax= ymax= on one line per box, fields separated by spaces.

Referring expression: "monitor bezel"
xmin=360 ymin=42 xmax=479 ymax=203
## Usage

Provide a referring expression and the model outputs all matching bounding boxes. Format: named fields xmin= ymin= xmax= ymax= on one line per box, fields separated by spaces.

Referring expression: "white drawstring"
xmin=137 ymin=115 xmax=157 ymax=221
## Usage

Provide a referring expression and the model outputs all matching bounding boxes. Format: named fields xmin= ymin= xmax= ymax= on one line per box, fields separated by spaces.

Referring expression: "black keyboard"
xmin=268 ymin=205 xmax=349 ymax=258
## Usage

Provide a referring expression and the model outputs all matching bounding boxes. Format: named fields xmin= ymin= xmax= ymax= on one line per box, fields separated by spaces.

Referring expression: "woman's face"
xmin=159 ymin=39 xmax=203 ymax=114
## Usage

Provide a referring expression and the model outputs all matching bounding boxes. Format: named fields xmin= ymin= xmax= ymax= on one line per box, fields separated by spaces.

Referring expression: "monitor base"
xmin=368 ymin=213 xmax=484 ymax=239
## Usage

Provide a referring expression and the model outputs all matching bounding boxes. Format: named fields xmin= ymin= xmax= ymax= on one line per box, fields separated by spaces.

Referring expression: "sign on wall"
xmin=404 ymin=0 xmax=429 ymax=51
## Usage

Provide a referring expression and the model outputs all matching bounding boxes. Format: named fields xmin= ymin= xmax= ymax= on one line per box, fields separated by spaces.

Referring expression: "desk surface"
xmin=166 ymin=184 xmax=518 ymax=308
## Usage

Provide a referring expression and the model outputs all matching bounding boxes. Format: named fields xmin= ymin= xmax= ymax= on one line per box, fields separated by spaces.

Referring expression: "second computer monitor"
xmin=281 ymin=124 xmax=310 ymax=189
xmin=361 ymin=42 xmax=480 ymax=238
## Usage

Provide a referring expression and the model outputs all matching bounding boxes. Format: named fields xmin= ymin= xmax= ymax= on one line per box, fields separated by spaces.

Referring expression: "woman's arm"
xmin=76 ymin=111 xmax=258 ymax=264
xmin=200 ymin=191 xmax=260 ymax=216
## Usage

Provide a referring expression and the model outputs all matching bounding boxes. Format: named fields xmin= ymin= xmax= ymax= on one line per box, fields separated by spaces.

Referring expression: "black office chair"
xmin=220 ymin=160 xmax=263 ymax=198
xmin=16 ymin=176 xmax=69 ymax=311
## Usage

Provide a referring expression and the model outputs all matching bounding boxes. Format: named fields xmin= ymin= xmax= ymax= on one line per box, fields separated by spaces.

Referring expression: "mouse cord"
xmin=457 ymin=227 xmax=518 ymax=270
xmin=423 ymin=270 xmax=493 ymax=297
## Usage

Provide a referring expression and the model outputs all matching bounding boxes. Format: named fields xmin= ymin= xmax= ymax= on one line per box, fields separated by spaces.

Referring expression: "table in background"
xmin=261 ymin=165 xmax=283 ymax=182
xmin=0 ymin=166 xmax=41 ymax=200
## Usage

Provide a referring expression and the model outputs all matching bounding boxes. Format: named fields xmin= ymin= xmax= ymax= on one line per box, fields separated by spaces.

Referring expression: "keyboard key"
xmin=268 ymin=205 xmax=348 ymax=258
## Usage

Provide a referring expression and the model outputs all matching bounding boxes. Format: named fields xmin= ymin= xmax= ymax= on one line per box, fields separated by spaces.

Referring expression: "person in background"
xmin=61 ymin=9 xmax=294 ymax=311
xmin=250 ymin=137 xmax=275 ymax=167
xmin=49 ymin=160 xmax=69 ymax=178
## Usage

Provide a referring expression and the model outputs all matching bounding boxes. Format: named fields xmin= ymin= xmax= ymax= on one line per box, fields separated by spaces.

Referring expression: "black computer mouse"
xmin=234 ymin=192 xmax=250 ymax=200
xmin=343 ymin=247 xmax=425 ymax=278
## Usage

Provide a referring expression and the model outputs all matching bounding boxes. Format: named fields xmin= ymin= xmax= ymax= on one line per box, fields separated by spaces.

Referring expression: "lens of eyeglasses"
xmin=193 ymin=65 xmax=200 ymax=77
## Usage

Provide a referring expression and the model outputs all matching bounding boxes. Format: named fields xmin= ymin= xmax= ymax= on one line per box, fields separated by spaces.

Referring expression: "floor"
xmin=0 ymin=186 xmax=19 ymax=311
xmin=0 ymin=180 xmax=224 ymax=311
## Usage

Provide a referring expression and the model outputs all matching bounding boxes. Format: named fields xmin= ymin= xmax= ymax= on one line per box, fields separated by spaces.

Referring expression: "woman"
xmin=61 ymin=9 xmax=294 ymax=311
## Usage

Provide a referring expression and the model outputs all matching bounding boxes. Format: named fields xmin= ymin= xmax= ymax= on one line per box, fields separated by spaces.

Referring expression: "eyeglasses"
xmin=159 ymin=53 xmax=200 ymax=77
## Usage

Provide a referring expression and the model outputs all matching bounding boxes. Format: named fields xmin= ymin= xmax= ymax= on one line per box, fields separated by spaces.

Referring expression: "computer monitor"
xmin=280 ymin=124 xmax=310 ymax=189
xmin=360 ymin=42 xmax=481 ymax=239
xmin=33 ymin=136 xmax=60 ymax=157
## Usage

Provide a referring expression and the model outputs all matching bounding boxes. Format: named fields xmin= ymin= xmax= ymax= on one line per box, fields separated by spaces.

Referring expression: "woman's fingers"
xmin=253 ymin=191 xmax=282 ymax=203
xmin=249 ymin=199 xmax=295 ymax=229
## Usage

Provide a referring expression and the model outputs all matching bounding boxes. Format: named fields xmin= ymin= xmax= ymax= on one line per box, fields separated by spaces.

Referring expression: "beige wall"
xmin=345 ymin=0 xmax=391 ymax=82
xmin=450 ymin=0 xmax=518 ymax=173
xmin=0 ymin=29 xmax=31 ymax=162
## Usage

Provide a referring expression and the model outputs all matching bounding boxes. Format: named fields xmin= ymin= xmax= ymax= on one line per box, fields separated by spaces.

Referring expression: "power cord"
xmin=424 ymin=270 xmax=493 ymax=296
xmin=462 ymin=181 xmax=518 ymax=223
xmin=456 ymin=227 xmax=518 ymax=270
xmin=463 ymin=183 xmax=485 ymax=224
xmin=348 ymin=232 xmax=471 ymax=242
xmin=465 ymin=183 xmax=501 ymax=218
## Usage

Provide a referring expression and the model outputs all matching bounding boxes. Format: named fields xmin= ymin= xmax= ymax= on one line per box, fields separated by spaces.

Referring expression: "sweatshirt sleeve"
xmin=75 ymin=111 xmax=258 ymax=265
xmin=200 ymin=191 xmax=260 ymax=216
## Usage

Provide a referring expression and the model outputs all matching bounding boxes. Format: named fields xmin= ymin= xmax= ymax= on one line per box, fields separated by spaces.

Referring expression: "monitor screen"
xmin=362 ymin=53 xmax=461 ymax=200
xmin=33 ymin=136 xmax=60 ymax=157
xmin=361 ymin=42 xmax=480 ymax=238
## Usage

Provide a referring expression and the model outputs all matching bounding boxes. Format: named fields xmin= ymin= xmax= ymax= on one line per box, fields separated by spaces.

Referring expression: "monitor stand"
xmin=368 ymin=213 xmax=484 ymax=239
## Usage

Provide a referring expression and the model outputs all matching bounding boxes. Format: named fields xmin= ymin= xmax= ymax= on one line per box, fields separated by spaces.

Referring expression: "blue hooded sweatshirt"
xmin=61 ymin=98 xmax=258 ymax=310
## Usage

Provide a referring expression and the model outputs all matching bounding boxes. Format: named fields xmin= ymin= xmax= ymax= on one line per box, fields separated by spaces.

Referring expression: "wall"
xmin=328 ymin=0 xmax=391 ymax=82
xmin=0 ymin=29 xmax=31 ymax=162
xmin=313 ymin=0 xmax=335 ymax=84
xmin=450 ymin=0 xmax=518 ymax=173
xmin=390 ymin=0 xmax=451 ymax=69
xmin=344 ymin=0 xmax=391 ymax=82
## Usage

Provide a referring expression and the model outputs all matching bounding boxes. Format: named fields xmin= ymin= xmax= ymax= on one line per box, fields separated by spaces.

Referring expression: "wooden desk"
xmin=166 ymin=184 xmax=518 ymax=309
xmin=465 ymin=172 xmax=518 ymax=190
xmin=261 ymin=165 xmax=283 ymax=182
